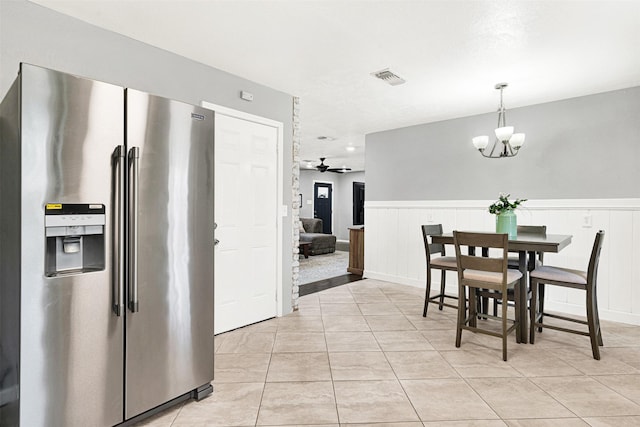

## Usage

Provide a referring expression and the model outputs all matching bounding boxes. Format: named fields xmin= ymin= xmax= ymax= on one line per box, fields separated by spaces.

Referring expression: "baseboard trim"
xmin=544 ymin=301 xmax=640 ymax=326
xmin=363 ymin=271 xmax=640 ymax=326
xmin=363 ymin=271 xmax=423 ymax=288
xmin=335 ymin=240 xmax=350 ymax=251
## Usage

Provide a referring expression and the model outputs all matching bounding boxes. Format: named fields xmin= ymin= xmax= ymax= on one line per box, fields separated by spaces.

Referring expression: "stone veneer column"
xmin=291 ymin=96 xmax=301 ymax=310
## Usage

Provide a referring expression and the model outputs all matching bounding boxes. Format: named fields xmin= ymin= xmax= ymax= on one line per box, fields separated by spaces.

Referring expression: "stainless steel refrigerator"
xmin=0 ymin=64 xmax=214 ymax=426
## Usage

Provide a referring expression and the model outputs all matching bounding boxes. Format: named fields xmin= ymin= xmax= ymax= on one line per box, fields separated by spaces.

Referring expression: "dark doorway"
xmin=353 ymin=182 xmax=365 ymax=225
xmin=313 ymin=182 xmax=332 ymax=234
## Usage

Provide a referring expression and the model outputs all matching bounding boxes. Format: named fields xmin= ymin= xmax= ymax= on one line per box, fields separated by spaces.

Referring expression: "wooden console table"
xmin=347 ymin=227 xmax=364 ymax=275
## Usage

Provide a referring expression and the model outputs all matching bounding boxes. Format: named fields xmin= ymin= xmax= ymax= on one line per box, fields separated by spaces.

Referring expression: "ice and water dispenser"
xmin=45 ymin=203 xmax=106 ymax=276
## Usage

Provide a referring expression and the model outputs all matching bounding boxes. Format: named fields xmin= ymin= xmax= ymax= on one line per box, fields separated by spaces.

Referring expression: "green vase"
xmin=496 ymin=211 xmax=517 ymax=239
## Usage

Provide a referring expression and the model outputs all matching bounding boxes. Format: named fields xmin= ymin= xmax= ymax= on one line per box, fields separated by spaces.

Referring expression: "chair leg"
xmin=538 ymin=283 xmax=545 ymax=332
xmin=455 ymin=284 xmax=465 ymax=348
xmin=502 ymin=288 xmax=508 ymax=361
xmin=593 ymin=286 xmax=604 ymax=347
xmin=469 ymin=287 xmax=478 ymax=328
xmin=482 ymin=294 xmax=488 ymax=317
xmin=586 ymin=286 xmax=601 ymax=360
xmin=530 ymin=278 xmax=538 ymax=344
xmin=493 ymin=298 xmax=498 ymax=317
xmin=439 ymin=269 xmax=446 ymax=310
xmin=423 ymin=268 xmax=432 ymax=317
xmin=477 ymin=291 xmax=486 ymax=320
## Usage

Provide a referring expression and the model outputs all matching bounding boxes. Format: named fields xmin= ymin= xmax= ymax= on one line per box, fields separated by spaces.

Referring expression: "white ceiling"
xmin=30 ymin=0 xmax=640 ymax=172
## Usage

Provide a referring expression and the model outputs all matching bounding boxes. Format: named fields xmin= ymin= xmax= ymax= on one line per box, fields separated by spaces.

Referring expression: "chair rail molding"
xmin=366 ymin=199 xmax=640 ymax=210
xmin=364 ymin=198 xmax=640 ymax=326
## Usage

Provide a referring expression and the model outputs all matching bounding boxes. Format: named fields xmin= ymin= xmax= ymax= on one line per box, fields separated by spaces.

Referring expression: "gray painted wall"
xmin=365 ymin=87 xmax=640 ymax=201
xmin=0 ymin=0 xmax=294 ymax=313
xmin=299 ymin=170 xmax=365 ymax=241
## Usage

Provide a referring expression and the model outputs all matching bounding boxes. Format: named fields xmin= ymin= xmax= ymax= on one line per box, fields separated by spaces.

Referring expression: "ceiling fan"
xmin=315 ymin=157 xmax=351 ymax=173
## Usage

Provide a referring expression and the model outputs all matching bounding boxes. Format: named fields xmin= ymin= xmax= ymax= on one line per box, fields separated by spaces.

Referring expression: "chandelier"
xmin=472 ymin=83 xmax=525 ymax=158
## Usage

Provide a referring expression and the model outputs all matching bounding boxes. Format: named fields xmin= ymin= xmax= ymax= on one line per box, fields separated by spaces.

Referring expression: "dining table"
xmin=431 ymin=232 xmax=573 ymax=344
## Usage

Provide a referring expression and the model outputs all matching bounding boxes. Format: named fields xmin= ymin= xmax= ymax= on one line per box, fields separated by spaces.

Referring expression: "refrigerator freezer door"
xmin=17 ymin=65 xmax=125 ymax=426
xmin=125 ymin=89 xmax=214 ymax=419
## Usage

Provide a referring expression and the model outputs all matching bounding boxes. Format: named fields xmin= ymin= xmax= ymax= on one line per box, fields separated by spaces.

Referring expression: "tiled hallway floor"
xmin=138 ymin=279 xmax=640 ymax=426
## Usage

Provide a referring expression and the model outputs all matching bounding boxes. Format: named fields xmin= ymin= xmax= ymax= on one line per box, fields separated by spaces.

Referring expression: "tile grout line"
xmin=252 ymin=367 xmax=269 ymax=427
xmin=252 ymin=317 xmax=279 ymax=426
xmin=383 ymin=293 xmax=427 ymax=423
xmin=322 ymin=294 xmax=342 ymax=426
xmin=166 ymin=401 xmax=185 ymax=427
xmin=207 ymin=279 xmax=640 ymax=425
xmin=525 ymin=375 xmax=584 ymax=420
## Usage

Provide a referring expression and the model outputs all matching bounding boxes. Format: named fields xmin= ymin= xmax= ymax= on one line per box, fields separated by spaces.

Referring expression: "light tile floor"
xmin=137 ymin=279 xmax=640 ymax=426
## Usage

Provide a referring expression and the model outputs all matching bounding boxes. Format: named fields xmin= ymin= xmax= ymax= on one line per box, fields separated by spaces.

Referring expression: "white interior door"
xmin=214 ymin=113 xmax=278 ymax=334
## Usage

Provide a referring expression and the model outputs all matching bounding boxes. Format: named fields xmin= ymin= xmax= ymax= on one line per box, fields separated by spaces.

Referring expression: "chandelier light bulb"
xmin=509 ymin=133 xmax=526 ymax=149
xmin=472 ymin=135 xmax=489 ymax=150
xmin=495 ymin=126 xmax=514 ymax=142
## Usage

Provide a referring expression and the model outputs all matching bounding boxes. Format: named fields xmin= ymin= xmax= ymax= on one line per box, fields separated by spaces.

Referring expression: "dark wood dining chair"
xmin=421 ymin=224 xmax=458 ymax=316
xmin=490 ymin=225 xmax=548 ymax=316
xmin=529 ymin=230 xmax=605 ymax=360
xmin=453 ymin=231 xmax=523 ymax=361
xmin=508 ymin=225 xmax=547 ymax=269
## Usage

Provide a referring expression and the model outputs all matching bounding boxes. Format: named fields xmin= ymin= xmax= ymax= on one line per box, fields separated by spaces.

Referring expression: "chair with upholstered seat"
xmin=489 ymin=225 xmax=548 ymax=316
xmin=421 ymin=224 xmax=458 ymax=316
xmin=453 ymin=231 xmax=523 ymax=361
xmin=483 ymin=225 xmax=547 ymax=316
xmin=529 ymin=230 xmax=605 ymax=360
xmin=508 ymin=225 xmax=547 ymax=269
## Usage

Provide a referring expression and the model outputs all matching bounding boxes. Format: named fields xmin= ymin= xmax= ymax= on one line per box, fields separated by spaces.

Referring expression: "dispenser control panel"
xmin=45 ymin=203 xmax=106 ymax=276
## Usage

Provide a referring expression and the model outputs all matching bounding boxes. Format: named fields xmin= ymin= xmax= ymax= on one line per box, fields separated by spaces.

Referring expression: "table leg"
xmin=527 ymin=251 xmax=536 ymax=271
xmin=518 ymin=250 xmax=528 ymax=344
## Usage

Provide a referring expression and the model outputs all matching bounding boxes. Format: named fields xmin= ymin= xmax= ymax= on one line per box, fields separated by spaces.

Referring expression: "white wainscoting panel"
xmin=364 ymin=199 xmax=640 ymax=326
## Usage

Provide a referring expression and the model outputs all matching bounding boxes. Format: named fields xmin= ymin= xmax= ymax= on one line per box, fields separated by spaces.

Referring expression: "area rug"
xmin=299 ymin=250 xmax=349 ymax=284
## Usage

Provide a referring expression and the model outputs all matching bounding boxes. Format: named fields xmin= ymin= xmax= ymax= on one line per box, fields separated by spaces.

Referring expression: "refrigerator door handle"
xmin=113 ymin=146 xmax=126 ymax=316
xmin=128 ymin=146 xmax=140 ymax=313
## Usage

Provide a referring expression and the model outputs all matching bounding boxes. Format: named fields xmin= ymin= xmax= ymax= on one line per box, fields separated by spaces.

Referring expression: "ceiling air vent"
xmin=371 ymin=68 xmax=406 ymax=86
